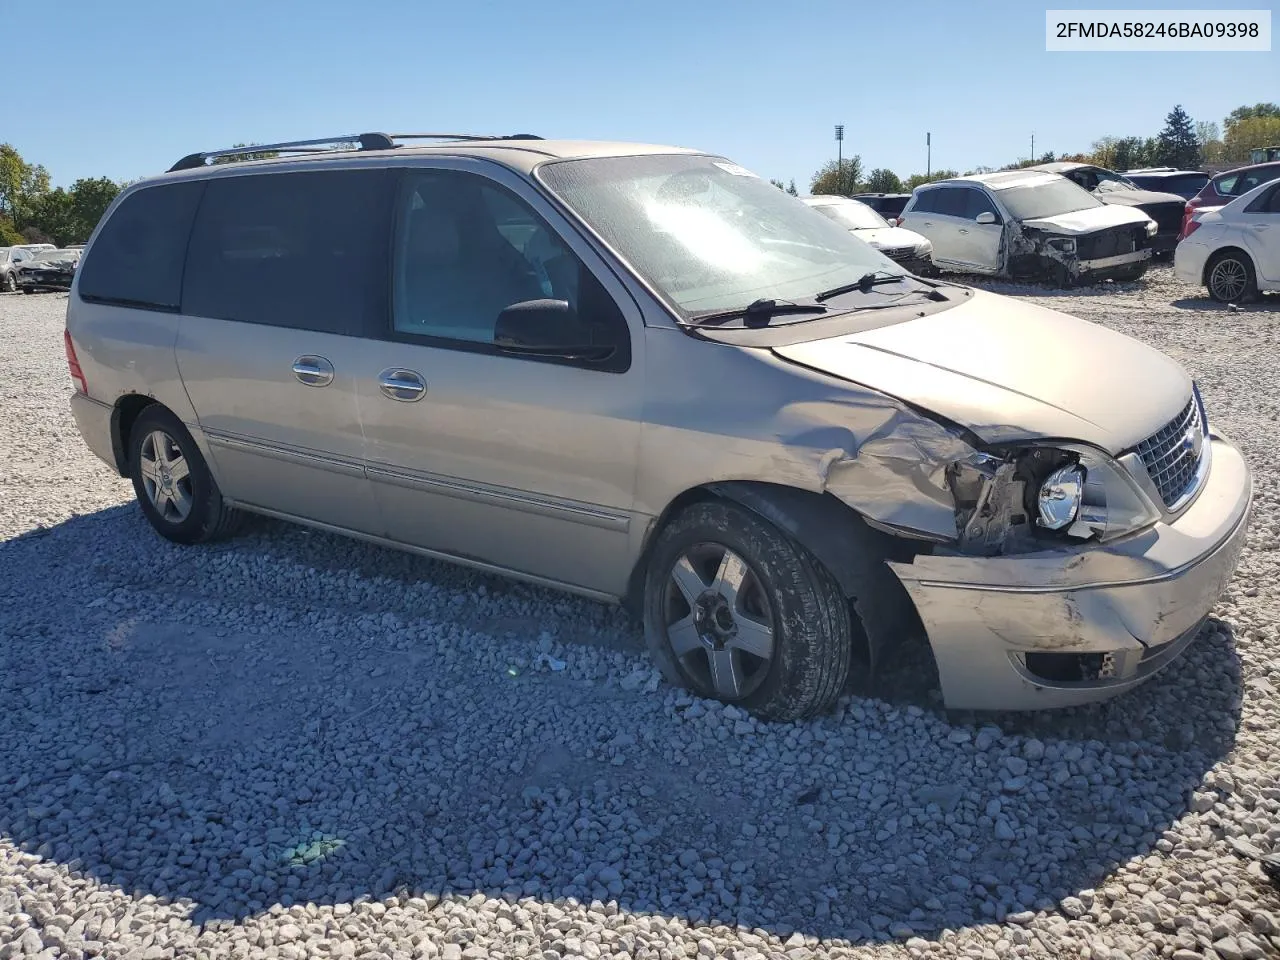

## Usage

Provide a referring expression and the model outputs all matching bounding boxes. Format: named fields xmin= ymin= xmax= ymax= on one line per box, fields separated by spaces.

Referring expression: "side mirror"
xmin=493 ymin=299 xmax=613 ymax=362
xmin=975 ymin=211 xmax=997 ymax=225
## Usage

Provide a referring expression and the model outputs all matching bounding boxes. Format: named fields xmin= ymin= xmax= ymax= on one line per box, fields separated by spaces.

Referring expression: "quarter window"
xmin=391 ymin=170 xmax=628 ymax=368
xmin=77 ymin=181 xmax=205 ymax=310
xmin=181 ymin=170 xmax=391 ymax=335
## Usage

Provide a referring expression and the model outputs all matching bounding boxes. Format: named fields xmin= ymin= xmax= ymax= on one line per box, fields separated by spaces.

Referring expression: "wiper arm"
xmin=815 ymin=271 xmax=908 ymax=302
xmin=685 ymin=298 xmax=829 ymax=328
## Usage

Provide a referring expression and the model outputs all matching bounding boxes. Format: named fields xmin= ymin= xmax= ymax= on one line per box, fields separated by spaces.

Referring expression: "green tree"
xmin=1224 ymin=103 xmax=1280 ymax=135
xmin=1222 ymin=116 xmax=1280 ymax=164
xmin=864 ymin=168 xmax=903 ymax=193
xmin=904 ymin=169 xmax=957 ymax=190
xmin=769 ymin=178 xmax=786 ymax=191
xmin=1156 ymin=105 xmax=1200 ymax=169
xmin=0 ymin=216 xmax=23 ymax=246
xmin=810 ymin=156 xmax=863 ymax=196
xmin=787 ymin=179 xmax=798 ymax=196
xmin=28 ymin=189 xmax=75 ymax=246
xmin=69 ymin=177 xmax=121 ymax=242
xmin=0 ymin=144 xmax=51 ymax=228
xmin=1195 ymin=120 xmax=1220 ymax=146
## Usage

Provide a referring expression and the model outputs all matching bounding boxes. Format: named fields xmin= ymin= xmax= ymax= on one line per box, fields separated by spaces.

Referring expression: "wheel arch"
xmin=627 ymin=480 xmax=926 ymax=673
xmin=1202 ymin=245 xmax=1254 ymax=286
xmin=109 ymin=393 xmax=161 ymax=475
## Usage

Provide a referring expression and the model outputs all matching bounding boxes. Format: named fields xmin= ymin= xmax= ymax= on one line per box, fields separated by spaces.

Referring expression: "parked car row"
xmin=0 ymin=243 xmax=58 ymax=292
xmin=800 ymin=157 xmax=1280 ymax=299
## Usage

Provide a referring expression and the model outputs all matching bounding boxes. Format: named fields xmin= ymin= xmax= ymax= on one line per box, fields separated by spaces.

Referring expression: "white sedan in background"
xmin=1175 ymin=177 xmax=1280 ymax=302
xmin=801 ymin=196 xmax=935 ymax=275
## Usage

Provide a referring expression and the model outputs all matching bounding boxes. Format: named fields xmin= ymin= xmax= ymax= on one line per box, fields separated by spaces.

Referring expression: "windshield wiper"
xmin=815 ymin=271 xmax=908 ymax=302
xmin=685 ymin=298 xmax=829 ymax=328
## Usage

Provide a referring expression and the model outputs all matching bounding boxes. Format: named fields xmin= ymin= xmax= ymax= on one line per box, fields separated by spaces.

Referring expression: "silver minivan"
xmin=66 ymin=133 xmax=1251 ymax=720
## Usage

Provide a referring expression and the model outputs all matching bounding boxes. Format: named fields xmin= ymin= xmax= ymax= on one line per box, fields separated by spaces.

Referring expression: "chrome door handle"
xmin=958 ymin=228 xmax=969 ymax=235
xmin=922 ymin=221 xmax=934 ymax=226
xmin=293 ymin=355 xmax=334 ymax=387
xmin=378 ymin=368 xmax=426 ymax=402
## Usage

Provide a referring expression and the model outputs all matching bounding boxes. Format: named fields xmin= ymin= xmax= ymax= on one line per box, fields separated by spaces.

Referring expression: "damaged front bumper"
xmin=887 ymin=436 xmax=1251 ymax=710
xmin=1066 ymin=248 xmax=1151 ymax=281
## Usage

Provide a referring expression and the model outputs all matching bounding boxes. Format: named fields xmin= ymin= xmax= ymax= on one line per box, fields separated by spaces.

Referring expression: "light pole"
xmin=835 ymin=125 xmax=844 ymax=195
xmin=926 ymin=132 xmax=931 ymax=178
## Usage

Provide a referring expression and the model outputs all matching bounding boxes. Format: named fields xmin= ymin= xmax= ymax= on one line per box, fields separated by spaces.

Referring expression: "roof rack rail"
xmin=167 ymin=131 xmax=545 ymax=173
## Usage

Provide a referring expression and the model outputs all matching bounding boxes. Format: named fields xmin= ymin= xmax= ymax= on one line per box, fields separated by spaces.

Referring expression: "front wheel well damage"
xmin=628 ymin=481 xmax=926 ymax=676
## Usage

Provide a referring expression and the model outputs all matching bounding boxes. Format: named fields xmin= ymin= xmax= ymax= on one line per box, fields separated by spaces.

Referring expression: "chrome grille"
xmin=1135 ymin=396 xmax=1204 ymax=507
xmin=880 ymin=245 xmax=916 ymax=261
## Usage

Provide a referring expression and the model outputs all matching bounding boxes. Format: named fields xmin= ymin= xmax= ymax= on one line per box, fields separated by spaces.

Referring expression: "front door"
xmin=355 ymin=163 xmax=644 ymax=598
xmin=1240 ymin=181 xmax=1280 ymax=282
xmin=174 ymin=167 xmax=391 ymax=534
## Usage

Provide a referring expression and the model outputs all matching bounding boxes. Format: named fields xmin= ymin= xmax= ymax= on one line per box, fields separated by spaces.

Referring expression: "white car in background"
xmin=898 ymin=171 xmax=1156 ymax=285
xmin=801 ymin=196 xmax=935 ymax=274
xmin=1175 ymin=177 xmax=1280 ymax=302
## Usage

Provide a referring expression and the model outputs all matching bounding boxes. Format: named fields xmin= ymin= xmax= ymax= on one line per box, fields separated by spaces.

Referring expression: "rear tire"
xmin=642 ymin=501 xmax=852 ymax=721
xmin=1205 ymin=250 xmax=1258 ymax=303
xmin=128 ymin=405 xmax=243 ymax=545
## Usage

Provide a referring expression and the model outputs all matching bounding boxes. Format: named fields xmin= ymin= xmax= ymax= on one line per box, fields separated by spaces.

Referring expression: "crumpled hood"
xmin=1095 ymin=187 xmax=1186 ymax=208
xmin=1021 ymin=202 xmax=1152 ymax=235
xmin=772 ymin=288 xmax=1190 ymax=453
xmin=852 ymin=225 xmax=931 ymax=251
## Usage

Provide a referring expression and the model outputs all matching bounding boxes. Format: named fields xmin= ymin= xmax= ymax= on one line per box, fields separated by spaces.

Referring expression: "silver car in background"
xmin=65 ymin=133 xmax=1250 ymax=719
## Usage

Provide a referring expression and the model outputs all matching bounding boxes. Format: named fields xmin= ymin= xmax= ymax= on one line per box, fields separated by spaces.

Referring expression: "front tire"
xmin=1205 ymin=250 xmax=1258 ymax=303
xmin=642 ymin=501 xmax=852 ymax=721
xmin=128 ymin=405 xmax=243 ymax=544
xmin=2 ymin=273 xmax=15 ymax=293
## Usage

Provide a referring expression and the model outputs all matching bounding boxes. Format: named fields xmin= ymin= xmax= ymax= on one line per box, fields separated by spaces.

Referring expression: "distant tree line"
xmin=798 ymin=102 xmax=1280 ymax=197
xmin=0 ymin=142 xmax=280 ymax=248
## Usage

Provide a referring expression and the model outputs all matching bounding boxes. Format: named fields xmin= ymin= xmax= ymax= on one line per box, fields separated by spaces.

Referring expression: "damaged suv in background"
xmin=899 ymin=170 xmax=1157 ymax=285
xmin=67 ymin=135 xmax=1250 ymax=722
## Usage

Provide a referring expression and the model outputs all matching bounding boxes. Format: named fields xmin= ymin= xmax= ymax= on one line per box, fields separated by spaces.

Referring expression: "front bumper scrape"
xmin=886 ymin=437 xmax=1251 ymax=711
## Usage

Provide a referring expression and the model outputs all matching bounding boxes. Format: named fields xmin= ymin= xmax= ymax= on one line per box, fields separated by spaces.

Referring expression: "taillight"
xmin=1179 ymin=200 xmax=1200 ymax=240
xmin=1184 ymin=218 xmax=1202 ymax=239
xmin=64 ymin=330 xmax=87 ymax=394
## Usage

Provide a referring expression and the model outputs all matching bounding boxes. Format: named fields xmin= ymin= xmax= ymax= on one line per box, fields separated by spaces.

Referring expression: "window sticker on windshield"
xmin=712 ymin=161 xmax=759 ymax=178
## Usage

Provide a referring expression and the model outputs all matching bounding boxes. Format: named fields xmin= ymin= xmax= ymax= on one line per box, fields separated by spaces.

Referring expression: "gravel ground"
xmin=1 ymin=268 xmax=1279 ymax=960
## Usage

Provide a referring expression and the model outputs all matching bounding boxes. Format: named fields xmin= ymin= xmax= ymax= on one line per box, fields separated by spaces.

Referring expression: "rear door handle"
xmin=378 ymin=368 xmax=427 ymax=402
xmin=958 ymin=228 xmax=969 ymax=235
xmin=292 ymin=355 xmax=334 ymax=387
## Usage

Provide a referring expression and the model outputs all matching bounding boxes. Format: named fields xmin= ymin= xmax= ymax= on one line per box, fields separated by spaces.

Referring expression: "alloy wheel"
xmin=662 ymin=543 xmax=775 ymax=700
xmin=1209 ymin=257 xmax=1248 ymax=302
xmin=138 ymin=430 xmax=193 ymax=523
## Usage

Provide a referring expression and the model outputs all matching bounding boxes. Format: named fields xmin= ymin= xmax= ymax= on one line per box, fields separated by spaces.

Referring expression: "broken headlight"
xmin=948 ymin=445 xmax=1160 ymax=554
xmin=1037 ymin=464 xmax=1083 ymax=530
xmin=1145 ymin=219 xmax=1158 ymax=236
xmin=1046 ymin=237 xmax=1076 ymax=254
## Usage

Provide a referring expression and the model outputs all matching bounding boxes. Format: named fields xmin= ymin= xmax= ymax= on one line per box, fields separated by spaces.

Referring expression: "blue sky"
xmin=11 ymin=0 xmax=1277 ymax=188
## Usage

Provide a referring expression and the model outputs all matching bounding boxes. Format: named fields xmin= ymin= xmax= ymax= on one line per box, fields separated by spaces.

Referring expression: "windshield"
xmin=807 ymin=200 xmax=889 ymax=231
xmin=537 ymin=154 xmax=900 ymax=317
xmin=998 ymin=178 xmax=1103 ymax=220
xmin=1094 ymin=170 xmax=1138 ymax=193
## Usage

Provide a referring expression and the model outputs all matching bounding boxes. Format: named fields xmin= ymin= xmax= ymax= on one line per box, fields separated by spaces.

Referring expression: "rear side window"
xmin=182 ymin=169 xmax=391 ymax=336
xmin=910 ymin=189 xmax=937 ymax=214
xmin=77 ymin=181 xmax=204 ymax=310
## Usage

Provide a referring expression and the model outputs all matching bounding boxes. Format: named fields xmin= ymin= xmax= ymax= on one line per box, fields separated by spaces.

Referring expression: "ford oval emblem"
xmin=1183 ymin=428 xmax=1204 ymax=459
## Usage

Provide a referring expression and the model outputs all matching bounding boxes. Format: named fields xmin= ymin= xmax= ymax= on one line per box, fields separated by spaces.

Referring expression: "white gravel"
xmin=1 ymin=270 xmax=1279 ymax=960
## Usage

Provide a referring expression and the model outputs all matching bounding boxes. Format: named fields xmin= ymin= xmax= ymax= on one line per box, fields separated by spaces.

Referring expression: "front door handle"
xmin=378 ymin=368 xmax=427 ymax=402
xmin=293 ymin=355 xmax=334 ymax=387
xmin=958 ymin=228 xmax=969 ymax=235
